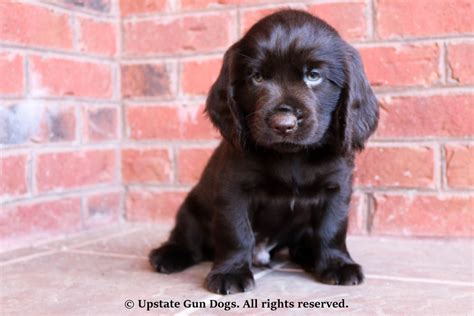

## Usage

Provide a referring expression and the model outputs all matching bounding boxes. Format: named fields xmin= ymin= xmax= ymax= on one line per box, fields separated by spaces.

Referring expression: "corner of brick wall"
xmin=0 ymin=0 xmax=124 ymax=248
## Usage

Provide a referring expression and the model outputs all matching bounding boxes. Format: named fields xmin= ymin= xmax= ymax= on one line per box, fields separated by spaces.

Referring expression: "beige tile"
xmin=280 ymin=237 xmax=474 ymax=283
xmin=196 ymin=270 xmax=473 ymax=315
xmin=41 ymin=223 xmax=140 ymax=250
xmin=74 ymin=224 xmax=172 ymax=257
xmin=347 ymin=237 xmax=474 ymax=282
xmin=0 ymin=251 xmax=214 ymax=315
xmin=0 ymin=247 xmax=51 ymax=263
xmin=1 ymin=225 xmax=473 ymax=315
xmin=0 ymin=224 xmax=134 ymax=264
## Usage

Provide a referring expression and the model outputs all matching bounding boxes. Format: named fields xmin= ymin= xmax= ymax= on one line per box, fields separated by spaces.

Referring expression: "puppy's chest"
xmin=251 ymin=160 xmax=338 ymax=201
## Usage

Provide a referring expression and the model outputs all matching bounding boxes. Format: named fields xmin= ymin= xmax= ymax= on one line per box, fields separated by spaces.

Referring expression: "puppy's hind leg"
xmin=149 ymin=194 xmax=210 ymax=274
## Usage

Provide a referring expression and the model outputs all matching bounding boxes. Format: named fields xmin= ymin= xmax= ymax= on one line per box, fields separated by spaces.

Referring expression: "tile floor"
xmin=1 ymin=223 xmax=473 ymax=315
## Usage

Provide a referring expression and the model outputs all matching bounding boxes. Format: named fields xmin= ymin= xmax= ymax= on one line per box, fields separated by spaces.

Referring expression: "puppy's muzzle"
xmin=269 ymin=104 xmax=299 ymax=135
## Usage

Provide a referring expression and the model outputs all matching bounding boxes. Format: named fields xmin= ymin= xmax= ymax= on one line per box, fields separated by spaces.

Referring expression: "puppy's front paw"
xmin=149 ymin=243 xmax=194 ymax=274
xmin=206 ymin=268 xmax=255 ymax=295
xmin=317 ymin=262 xmax=364 ymax=285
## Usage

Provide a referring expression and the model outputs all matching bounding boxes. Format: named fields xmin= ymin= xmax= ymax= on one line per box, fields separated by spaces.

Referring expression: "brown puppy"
xmin=149 ymin=9 xmax=379 ymax=295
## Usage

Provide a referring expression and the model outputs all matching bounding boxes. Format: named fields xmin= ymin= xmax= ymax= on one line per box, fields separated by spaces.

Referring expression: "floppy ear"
xmin=338 ymin=45 xmax=379 ymax=152
xmin=205 ymin=44 xmax=245 ymax=148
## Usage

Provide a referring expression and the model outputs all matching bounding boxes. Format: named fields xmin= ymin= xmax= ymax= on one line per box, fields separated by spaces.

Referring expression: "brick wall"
xmin=0 ymin=0 xmax=122 ymax=248
xmin=1 ymin=0 xmax=473 ymax=247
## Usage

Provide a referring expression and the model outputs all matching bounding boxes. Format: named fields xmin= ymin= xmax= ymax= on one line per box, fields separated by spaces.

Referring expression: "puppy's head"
xmin=206 ymin=10 xmax=378 ymax=153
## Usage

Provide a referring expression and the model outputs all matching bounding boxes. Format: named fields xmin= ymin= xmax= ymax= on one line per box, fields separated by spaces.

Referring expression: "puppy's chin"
xmin=267 ymin=142 xmax=306 ymax=153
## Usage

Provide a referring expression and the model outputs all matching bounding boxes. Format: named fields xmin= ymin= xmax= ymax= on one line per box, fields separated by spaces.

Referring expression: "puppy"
xmin=149 ymin=9 xmax=378 ymax=294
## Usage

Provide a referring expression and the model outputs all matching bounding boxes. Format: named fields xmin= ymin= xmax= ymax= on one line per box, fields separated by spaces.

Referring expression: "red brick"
xmin=348 ymin=194 xmax=366 ymax=235
xmin=0 ymin=53 xmax=23 ymax=95
xmin=122 ymin=63 xmax=173 ymax=98
xmin=123 ymin=13 xmax=233 ymax=55
xmin=177 ymin=147 xmax=214 ymax=184
xmin=120 ymin=0 xmax=167 ymax=16
xmin=376 ymin=0 xmax=474 ymax=39
xmin=0 ymin=2 xmax=72 ymax=50
xmin=82 ymin=106 xmax=118 ymax=142
xmin=36 ymin=150 xmax=116 ymax=192
xmin=241 ymin=6 xmax=298 ymax=34
xmin=29 ymin=56 xmax=112 ymax=98
xmin=181 ymin=58 xmax=222 ymax=96
xmin=447 ymin=43 xmax=474 ymax=85
xmin=85 ymin=192 xmax=121 ymax=228
xmin=307 ymin=2 xmax=367 ymax=40
xmin=241 ymin=5 xmax=365 ymax=38
xmin=376 ymin=95 xmax=474 ymax=138
xmin=32 ymin=105 xmax=76 ymax=143
xmin=122 ymin=148 xmax=172 ymax=183
xmin=360 ymin=44 xmax=440 ymax=87
xmin=126 ymin=105 xmax=220 ymax=140
xmin=77 ymin=17 xmax=117 ymax=57
xmin=371 ymin=195 xmax=473 ymax=237
xmin=126 ymin=189 xmax=187 ymax=221
xmin=355 ymin=147 xmax=435 ymax=188
xmin=0 ymin=198 xmax=81 ymax=239
xmin=0 ymin=155 xmax=28 ymax=198
xmin=445 ymin=145 xmax=474 ymax=189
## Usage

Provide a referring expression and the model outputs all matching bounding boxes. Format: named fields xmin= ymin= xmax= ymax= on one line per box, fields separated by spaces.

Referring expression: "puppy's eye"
xmin=305 ymin=69 xmax=323 ymax=86
xmin=252 ymin=72 xmax=264 ymax=84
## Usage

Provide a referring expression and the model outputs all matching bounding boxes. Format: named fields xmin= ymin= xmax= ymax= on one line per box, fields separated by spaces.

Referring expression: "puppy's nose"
xmin=270 ymin=113 xmax=298 ymax=135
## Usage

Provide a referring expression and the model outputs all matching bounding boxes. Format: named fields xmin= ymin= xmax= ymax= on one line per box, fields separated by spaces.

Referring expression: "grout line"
xmin=79 ymin=194 xmax=87 ymax=230
xmin=64 ymin=248 xmax=147 ymax=260
xmin=71 ymin=12 xmax=79 ymax=51
xmin=27 ymin=150 xmax=34 ymax=197
xmin=0 ymin=225 xmax=134 ymax=259
xmin=433 ymin=143 xmax=442 ymax=192
xmin=76 ymin=103 xmax=83 ymax=145
xmin=23 ymin=52 xmax=30 ymax=95
xmin=25 ymin=223 xmax=137 ymax=249
xmin=440 ymin=143 xmax=449 ymax=190
xmin=365 ymin=274 xmax=474 ymax=287
xmin=274 ymin=268 xmax=474 ymax=287
xmin=438 ymin=41 xmax=447 ymax=84
xmin=366 ymin=0 xmax=375 ymax=40
xmin=361 ymin=192 xmax=370 ymax=234
xmin=0 ymin=249 xmax=58 ymax=267
xmin=0 ymin=96 xmax=123 ymax=104
xmin=0 ymin=43 xmax=116 ymax=64
xmin=117 ymin=2 xmax=126 ymax=223
xmin=170 ymin=146 xmax=178 ymax=184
